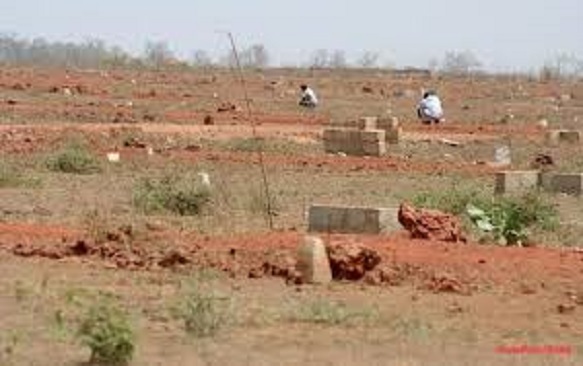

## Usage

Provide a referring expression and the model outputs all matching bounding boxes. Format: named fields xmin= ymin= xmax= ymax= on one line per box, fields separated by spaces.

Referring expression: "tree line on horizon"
xmin=0 ymin=33 xmax=581 ymax=79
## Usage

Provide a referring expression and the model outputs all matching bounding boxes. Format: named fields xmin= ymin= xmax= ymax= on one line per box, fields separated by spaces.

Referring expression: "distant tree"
xmin=329 ymin=50 xmax=347 ymax=68
xmin=540 ymin=53 xmax=583 ymax=80
xmin=309 ymin=49 xmax=329 ymax=68
xmin=441 ymin=50 xmax=482 ymax=75
xmin=357 ymin=51 xmax=380 ymax=68
xmin=240 ymin=44 xmax=270 ymax=68
xmin=0 ymin=33 xmax=132 ymax=68
xmin=144 ymin=41 xmax=175 ymax=68
xmin=428 ymin=58 xmax=440 ymax=72
xmin=191 ymin=49 xmax=213 ymax=67
xmin=220 ymin=44 xmax=270 ymax=69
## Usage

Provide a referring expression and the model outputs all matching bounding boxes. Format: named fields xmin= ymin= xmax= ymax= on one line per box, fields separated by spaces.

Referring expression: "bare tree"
xmin=358 ymin=51 xmax=380 ymax=68
xmin=329 ymin=50 xmax=347 ymax=68
xmin=144 ymin=41 xmax=175 ymax=68
xmin=240 ymin=44 xmax=270 ymax=68
xmin=191 ymin=49 xmax=213 ymax=67
xmin=441 ymin=50 xmax=482 ymax=75
xmin=541 ymin=53 xmax=583 ymax=80
xmin=309 ymin=49 xmax=329 ymax=68
xmin=220 ymin=43 xmax=270 ymax=69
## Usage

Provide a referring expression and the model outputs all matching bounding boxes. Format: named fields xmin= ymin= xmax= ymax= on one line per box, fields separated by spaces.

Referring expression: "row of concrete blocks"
xmin=307 ymin=204 xmax=400 ymax=234
xmin=496 ymin=171 xmax=583 ymax=196
xmin=323 ymin=116 xmax=401 ymax=157
xmin=336 ymin=116 xmax=401 ymax=144
xmin=334 ymin=116 xmax=403 ymax=144
xmin=323 ymin=128 xmax=387 ymax=156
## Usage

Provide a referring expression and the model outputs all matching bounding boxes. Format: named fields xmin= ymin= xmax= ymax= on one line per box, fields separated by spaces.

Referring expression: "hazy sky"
xmin=1 ymin=0 xmax=581 ymax=71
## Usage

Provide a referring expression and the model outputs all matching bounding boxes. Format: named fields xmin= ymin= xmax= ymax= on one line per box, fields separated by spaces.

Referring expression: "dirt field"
xmin=1 ymin=67 xmax=583 ymax=365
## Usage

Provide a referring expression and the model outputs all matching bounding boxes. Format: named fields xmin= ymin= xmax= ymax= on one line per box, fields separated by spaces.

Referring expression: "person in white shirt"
xmin=417 ymin=90 xmax=444 ymax=124
xmin=299 ymin=84 xmax=318 ymax=108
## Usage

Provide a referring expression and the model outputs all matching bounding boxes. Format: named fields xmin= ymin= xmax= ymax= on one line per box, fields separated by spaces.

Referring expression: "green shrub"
xmin=46 ymin=144 xmax=101 ymax=174
xmin=77 ymin=300 xmax=135 ymax=365
xmin=467 ymin=191 xmax=559 ymax=246
xmin=173 ymin=280 xmax=232 ymax=337
xmin=133 ymin=174 xmax=211 ymax=216
xmin=413 ymin=189 xmax=559 ymax=246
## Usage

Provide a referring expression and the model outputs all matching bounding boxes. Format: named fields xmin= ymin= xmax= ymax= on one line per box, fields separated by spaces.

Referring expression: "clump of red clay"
xmin=398 ymin=202 xmax=466 ymax=243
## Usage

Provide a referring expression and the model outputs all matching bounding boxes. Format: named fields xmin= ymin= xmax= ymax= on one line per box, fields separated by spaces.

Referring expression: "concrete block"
xmin=539 ymin=172 xmax=553 ymax=190
xmin=546 ymin=130 xmax=581 ymax=146
xmin=307 ymin=204 xmax=400 ymax=234
xmin=546 ymin=173 xmax=583 ymax=196
xmin=323 ymin=128 xmax=386 ymax=156
xmin=356 ymin=116 xmax=378 ymax=130
xmin=296 ymin=236 xmax=332 ymax=284
xmin=377 ymin=116 xmax=401 ymax=144
xmin=495 ymin=171 xmax=540 ymax=194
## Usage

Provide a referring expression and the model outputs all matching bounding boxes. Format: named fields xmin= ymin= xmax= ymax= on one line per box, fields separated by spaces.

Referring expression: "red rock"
xmin=326 ymin=243 xmax=381 ymax=280
xmin=217 ymin=102 xmax=238 ymax=113
xmin=158 ymin=249 xmax=191 ymax=268
xmin=203 ymin=115 xmax=215 ymax=125
xmin=426 ymin=273 xmax=470 ymax=295
xmin=398 ymin=202 xmax=466 ymax=242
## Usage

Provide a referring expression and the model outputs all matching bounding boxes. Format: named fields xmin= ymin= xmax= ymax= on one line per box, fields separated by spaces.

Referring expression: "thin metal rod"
xmin=226 ymin=32 xmax=274 ymax=229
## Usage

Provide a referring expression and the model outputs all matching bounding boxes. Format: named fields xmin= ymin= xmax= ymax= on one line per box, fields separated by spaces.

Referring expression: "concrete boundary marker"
xmin=546 ymin=173 xmax=583 ymax=196
xmin=496 ymin=171 xmax=583 ymax=196
xmin=323 ymin=128 xmax=386 ymax=156
xmin=495 ymin=171 xmax=540 ymax=195
xmin=307 ymin=204 xmax=400 ymax=234
xmin=546 ymin=130 xmax=581 ymax=146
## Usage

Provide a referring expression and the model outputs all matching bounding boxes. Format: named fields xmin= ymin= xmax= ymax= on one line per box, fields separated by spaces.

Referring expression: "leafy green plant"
xmin=46 ymin=143 xmax=101 ymax=174
xmin=173 ymin=279 xmax=232 ymax=337
xmin=77 ymin=300 xmax=135 ymax=365
xmin=467 ymin=191 xmax=558 ymax=246
xmin=133 ymin=174 xmax=211 ymax=216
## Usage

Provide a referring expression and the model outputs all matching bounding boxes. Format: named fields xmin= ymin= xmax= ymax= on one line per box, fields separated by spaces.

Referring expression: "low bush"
xmin=172 ymin=278 xmax=232 ymax=337
xmin=413 ymin=189 xmax=559 ymax=246
xmin=46 ymin=144 xmax=101 ymax=174
xmin=467 ymin=191 xmax=559 ymax=246
xmin=77 ymin=300 xmax=135 ymax=365
xmin=133 ymin=174 xmax=211 ymax=216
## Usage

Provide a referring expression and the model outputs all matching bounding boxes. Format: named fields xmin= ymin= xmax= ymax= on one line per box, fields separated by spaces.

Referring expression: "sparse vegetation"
xmin=46 ymin=143 xmax=101 ymax=175
xmin=0 ymin=330 xmax=21 ymax=366
xmin=133 ymin=173 xmax=212 ymax=216
xmin=173 ymin=275 xmax=232 ymax=337
xmin=77 ymin=299 xmax=135 ymax=365
xmin=412 ymin=187 xmax=484 ymax=216
xmin=414 ymin=189 xmax=559 ymax=246
xmin=292 ymin=299 xmax=378 ymax=326
xmin=467 ymin=191 xmax=559 ymax=246
xmin=82 ymin=209 xmax=112 ymax=244
xmin=0 ymin=160 xmax=40 ymax=188
xmin=221 ymin=137 xmax=317 ymax=156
